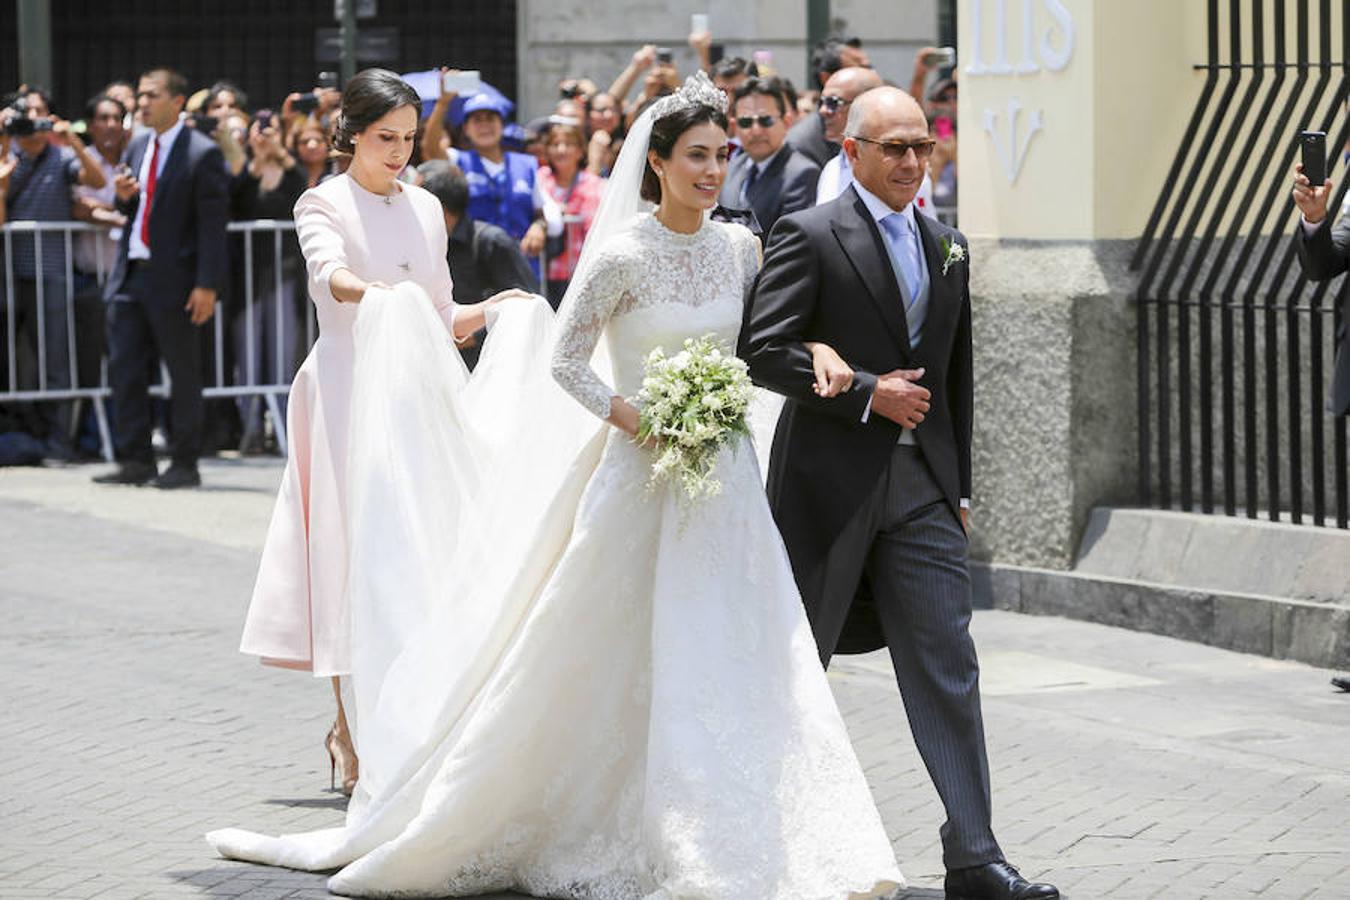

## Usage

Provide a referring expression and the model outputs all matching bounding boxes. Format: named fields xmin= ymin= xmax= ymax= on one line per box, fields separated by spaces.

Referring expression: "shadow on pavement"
xmin=263 ymin=794 xmax=349 ymax=810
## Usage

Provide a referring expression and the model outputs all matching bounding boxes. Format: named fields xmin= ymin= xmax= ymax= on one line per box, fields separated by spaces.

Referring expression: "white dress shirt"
xmin=127 ymin=119 xmax=184 ymax=261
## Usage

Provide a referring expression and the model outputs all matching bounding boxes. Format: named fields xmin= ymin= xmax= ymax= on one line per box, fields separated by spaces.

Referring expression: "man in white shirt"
xmin=742 ymin=86 xmax=1059 ymax=900
xmin=814 ymin=66 xmax=938 ymax=215
xmin=94 ymin=68 xmax=228 ymax=489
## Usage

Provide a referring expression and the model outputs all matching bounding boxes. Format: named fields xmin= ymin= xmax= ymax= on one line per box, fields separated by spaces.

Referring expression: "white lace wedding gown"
xmin=208 ymin=214 xmax=903 ymax=899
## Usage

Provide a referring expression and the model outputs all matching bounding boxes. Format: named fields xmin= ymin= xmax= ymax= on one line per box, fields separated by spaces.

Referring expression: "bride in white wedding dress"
xmin=208 ymin=73 xmax=903 ymax=899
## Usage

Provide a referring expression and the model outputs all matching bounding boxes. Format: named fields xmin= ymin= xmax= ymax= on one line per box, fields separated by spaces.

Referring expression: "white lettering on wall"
xmin=966 ymin=0 xmax=1074 ymax=184
xmin=983 ymin=98 xmax=1044 ymax=185
xmin=1039 ymin=0 xmax=1075 ymax=72
xmin=965 ymin=0 xmax=1076 ymax=76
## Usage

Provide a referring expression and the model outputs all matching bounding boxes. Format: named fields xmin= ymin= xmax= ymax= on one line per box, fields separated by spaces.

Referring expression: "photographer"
xmin=280 ymin=80 xmax=341 ymax=142
xmin=1293 ymin=158 xmax=1350 ymax=697
xmin=422 ymin=73 xmax=562 ymax=266
xmin=1292 ymin=164 xmax=1350 ymax=419
xmin=1 ymin=86 xmax=108 ymax=460
xmin=584 ymin=91 xmax=622 ymax=176
xmin=230 ymin=110 xmax=308 ymax=452
xmin=71 ymin=93 xmax=130 ymax=278
xmin=607 ymin=44 xmax=680 ymax=128
xmin=69 ymin=93 xmax=131 ymax=438
xmin=205 ymin=89 xmax=251 ymax=179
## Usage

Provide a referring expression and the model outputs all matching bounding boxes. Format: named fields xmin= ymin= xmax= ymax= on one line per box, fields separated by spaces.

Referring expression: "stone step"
xmin=1074 ymin=507 xmax=1349 ymax=606
xmin=971 ymin=507 xmax=1350 ymax=669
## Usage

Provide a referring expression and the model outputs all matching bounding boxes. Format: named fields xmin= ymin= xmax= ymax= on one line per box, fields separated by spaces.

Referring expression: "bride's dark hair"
xmin=640 ymin=104 xmax=729 ymax=203
xmin=332 ymin=68 xmax=421 ymax=155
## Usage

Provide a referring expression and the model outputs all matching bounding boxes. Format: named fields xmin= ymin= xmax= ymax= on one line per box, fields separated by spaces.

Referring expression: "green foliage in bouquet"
xmin=634 ymin=334 xmax=754 ymax=500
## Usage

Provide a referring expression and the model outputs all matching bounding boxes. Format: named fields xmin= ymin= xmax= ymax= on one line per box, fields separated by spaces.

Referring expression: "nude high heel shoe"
xmin=325 ymin=725 xmax=359 ymax=796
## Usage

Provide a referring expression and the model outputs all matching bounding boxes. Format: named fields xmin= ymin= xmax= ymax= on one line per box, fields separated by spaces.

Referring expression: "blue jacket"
xmin=459 ymin=149 xmax=537 ymax=241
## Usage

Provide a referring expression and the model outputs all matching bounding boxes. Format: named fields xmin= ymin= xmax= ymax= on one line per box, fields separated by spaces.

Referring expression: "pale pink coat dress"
xmin=238 ymin=173 xmax=457 ymax=676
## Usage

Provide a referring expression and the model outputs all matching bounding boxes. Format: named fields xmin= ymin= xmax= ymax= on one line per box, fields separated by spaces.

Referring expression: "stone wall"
xmin=966 ymin=240 xmax=1139 ymax=569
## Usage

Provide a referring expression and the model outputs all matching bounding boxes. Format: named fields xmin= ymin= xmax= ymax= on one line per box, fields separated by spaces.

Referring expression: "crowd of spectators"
xmin=0 ymin=28 xmax=959 ymax=467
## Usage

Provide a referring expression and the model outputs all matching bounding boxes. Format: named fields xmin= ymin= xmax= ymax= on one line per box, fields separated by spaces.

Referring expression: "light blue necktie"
xmin=879 ymin=211 xmax=931 ymax=350
xmin=879 ymin=212 xmax=922 ymax=308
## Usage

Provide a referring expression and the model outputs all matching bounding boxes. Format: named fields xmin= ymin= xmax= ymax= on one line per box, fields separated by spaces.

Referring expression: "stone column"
xmin=957 ymin=0 xmax=1210 ymax=568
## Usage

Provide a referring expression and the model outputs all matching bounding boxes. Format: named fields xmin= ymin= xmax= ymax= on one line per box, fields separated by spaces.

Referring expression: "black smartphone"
xmin=317 ymin=71 xmax=339 ymax=90
xmin=655 ymin=46 xmax=674 ymax=65
xmin=1300 ymin=130 xmax=1327 ymax=186
xmin=293 ymin=93 xmax=320 ymax=115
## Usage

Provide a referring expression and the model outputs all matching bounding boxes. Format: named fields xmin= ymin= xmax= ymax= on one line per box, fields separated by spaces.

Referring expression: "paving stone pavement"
xmin=3 ymin=458 xmax=1349 ymax=899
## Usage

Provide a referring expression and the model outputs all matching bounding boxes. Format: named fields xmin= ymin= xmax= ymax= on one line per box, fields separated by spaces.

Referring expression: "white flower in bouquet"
xmin=633 ymin=334 xmax=753 ymax=500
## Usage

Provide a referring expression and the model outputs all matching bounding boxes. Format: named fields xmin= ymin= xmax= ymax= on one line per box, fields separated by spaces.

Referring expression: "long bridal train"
xmin=208 ymin=281 xmax=902 ymax=898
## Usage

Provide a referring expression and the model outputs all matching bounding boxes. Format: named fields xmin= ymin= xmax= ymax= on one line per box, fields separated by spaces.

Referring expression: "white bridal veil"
xmin=205 ymin=85 xmax=688 ymax=870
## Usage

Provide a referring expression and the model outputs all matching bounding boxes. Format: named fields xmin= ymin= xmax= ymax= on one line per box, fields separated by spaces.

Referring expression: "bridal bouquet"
xmin=634 ymin=335 xmax=753 ymax=500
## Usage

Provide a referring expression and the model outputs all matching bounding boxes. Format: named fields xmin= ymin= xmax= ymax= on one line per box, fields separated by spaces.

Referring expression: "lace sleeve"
xmin=730 ymin=223 xmax=762 ymax=292
xmin=550 ymin=241 xmax=633 ymax=419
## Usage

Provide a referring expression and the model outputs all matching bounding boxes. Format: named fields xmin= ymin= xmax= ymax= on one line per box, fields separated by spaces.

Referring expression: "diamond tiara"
xmin=649 ymin=71 xmax=728 ymax=120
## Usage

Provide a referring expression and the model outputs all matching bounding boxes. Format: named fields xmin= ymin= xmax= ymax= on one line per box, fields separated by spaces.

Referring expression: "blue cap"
xmin=461 ymin=93 xmax=510 ymax=119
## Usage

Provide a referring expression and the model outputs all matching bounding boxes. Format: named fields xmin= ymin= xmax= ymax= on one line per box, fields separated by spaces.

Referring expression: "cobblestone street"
xmin=3 ymin=459 xmax=1349 ymax=899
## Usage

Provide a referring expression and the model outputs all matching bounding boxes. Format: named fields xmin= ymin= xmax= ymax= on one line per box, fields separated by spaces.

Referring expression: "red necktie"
xmin=139 ymin=136 xmax=161 ymax=248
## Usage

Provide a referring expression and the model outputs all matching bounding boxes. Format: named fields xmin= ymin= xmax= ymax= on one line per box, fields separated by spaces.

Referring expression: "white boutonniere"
xmin=940 ymin=236 xmax=966 ymax=277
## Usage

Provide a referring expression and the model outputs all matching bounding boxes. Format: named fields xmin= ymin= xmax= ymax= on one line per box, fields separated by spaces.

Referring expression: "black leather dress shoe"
xmin=945 ymin=861 xmax=1059 ymax=900
xmin=153 ymin=464 xmax=201 ymax=490
xmin=1332 ymin=675 xmax=1350 ymax=692
xmin=92 ymin=462 xmax=158 ymax=485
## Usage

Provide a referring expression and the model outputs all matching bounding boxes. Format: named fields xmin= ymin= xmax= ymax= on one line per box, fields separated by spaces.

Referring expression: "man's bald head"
xmin=819 ymin=67 xmax=885 ymax=143
xmin=843 ymin=86 xmax=933 ymax=213
xmin=845 ymin=85 xmax=926 ymax=138
xmin=823 ymin=66 xmax=884 ymax=98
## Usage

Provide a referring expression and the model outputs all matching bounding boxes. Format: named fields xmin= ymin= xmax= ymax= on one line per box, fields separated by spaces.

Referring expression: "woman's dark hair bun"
xmin=332 ymin=68 xmax=420 ymax=155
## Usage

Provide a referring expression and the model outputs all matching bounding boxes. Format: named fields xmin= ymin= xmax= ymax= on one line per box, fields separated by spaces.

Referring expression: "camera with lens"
xmin=190 ymin=112 xmax=219 ymax=135
xmin=292 ymin=92 xmax=321 ymax=115
xmin=3 ymin=96 xmax=54 ymax=137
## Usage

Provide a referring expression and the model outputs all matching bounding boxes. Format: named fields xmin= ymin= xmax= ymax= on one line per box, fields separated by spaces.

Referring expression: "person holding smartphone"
xmin=1291 ymin=142 xmax=1350 ymax=421
xmin=422 ymin=68 xmax=562 ymax=273
xmin=1294 ymin=140 xmax=1350 ymax=698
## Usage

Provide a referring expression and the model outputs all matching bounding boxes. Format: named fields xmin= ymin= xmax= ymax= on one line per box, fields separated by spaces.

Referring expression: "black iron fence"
xmin=1134 ymin=0 xmax=1349 ymax=528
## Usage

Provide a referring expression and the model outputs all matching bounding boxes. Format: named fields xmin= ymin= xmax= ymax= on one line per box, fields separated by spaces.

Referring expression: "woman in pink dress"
xmin=237 ymin=69 xmax=517 ymax=794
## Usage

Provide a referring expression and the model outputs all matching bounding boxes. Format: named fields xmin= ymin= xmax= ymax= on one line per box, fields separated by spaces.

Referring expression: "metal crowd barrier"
xmin=4 ymin=208 xmax=864 ymax=464
xmin=0 ymin=218 xmax=303 ymax=462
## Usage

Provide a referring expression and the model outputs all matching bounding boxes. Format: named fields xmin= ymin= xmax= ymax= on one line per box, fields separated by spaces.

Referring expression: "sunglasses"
xmin=850 ymin=135 xmax=937 ymax=160
xmin=819 ymin=95 xmax=851 ymax=114
xmin=735 ymin=114 xmax=780 ymax=129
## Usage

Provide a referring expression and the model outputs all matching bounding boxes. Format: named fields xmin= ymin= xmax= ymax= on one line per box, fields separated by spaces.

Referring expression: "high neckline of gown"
xmin=347 ymin=172 xmax=405 ymax=203
xmin=641 ymin=212 xmax=712 ymax=245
